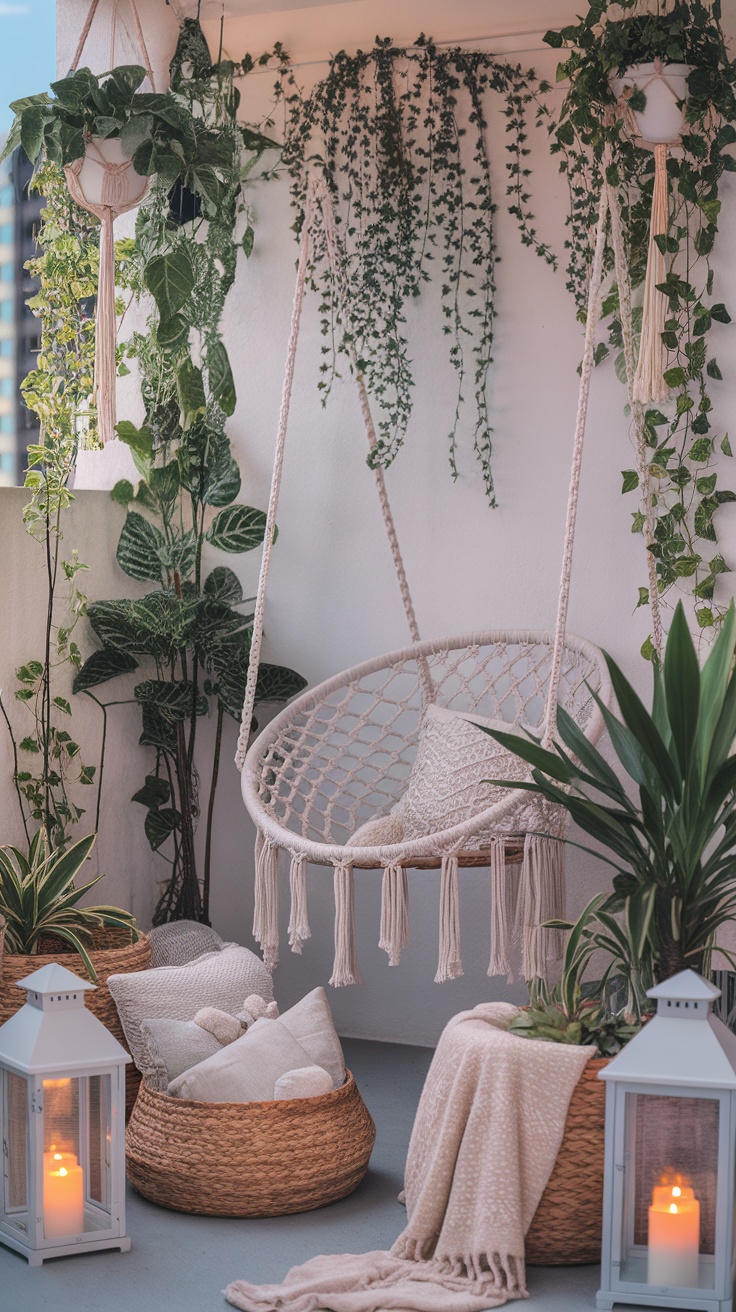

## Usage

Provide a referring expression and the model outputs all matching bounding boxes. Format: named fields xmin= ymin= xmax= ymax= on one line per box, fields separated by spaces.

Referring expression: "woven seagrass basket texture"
xmin=126 ymin=1068 xmax=376 ymax=1216
xmin=0 ymin=932 xmax=151 ymax=1118
xmin=525 ymin=1056 xmax=609 ymax=1265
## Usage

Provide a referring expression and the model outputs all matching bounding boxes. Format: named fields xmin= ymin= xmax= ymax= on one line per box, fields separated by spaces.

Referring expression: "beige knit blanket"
xmin=225 ymin=1003 xmax=595 ymax=1312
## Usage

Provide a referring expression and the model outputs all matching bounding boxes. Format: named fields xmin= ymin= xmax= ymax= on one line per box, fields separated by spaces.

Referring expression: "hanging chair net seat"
xmin=241 ymin=630 xmax=611 ymax=986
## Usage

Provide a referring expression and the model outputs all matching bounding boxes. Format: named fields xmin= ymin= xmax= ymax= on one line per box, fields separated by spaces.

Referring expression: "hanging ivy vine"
xmin=279 ymin=35 xmax=556 ymax=504
xmin=542 ymin=1 xmax=736 ymax=633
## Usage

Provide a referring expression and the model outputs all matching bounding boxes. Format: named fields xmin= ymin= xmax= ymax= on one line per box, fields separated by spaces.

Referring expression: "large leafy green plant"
xmin=73 ymin=23 xmax=305 ymax=926
xmin=542 ymin=1 xmax=736 ymax=633
xmin=0 ymin=831 xmax=137 ymax=979
xmin=483 ymin=601 xmax=736 ymax=981
xmin=0 ymin=163 xmax=100 ymax=850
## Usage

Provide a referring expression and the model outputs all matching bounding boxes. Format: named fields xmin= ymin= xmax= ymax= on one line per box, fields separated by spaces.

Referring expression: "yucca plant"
xmin=483 ymin=600 xmax=736 ymax=983
xmin=0 ymin=831 xmax=138 ymax=980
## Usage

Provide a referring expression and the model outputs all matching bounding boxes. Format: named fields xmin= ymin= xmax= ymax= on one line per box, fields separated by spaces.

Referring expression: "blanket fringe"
xmin=379 ymin=863 xmax=410 ymax=966
xmin=519 ymin=833 xmax=565 ymax=983
xmin=391 ymin=1236 xmax=524 ymax=1294
xmin=287 ymin=852 xmax=311 ymax=953
xmin=330 ymin=862 xmax=364 ymax=987
xmin=252 ymin=831 xmax=280 ymax=971
xmin=435 ymin=854 xmax=462 ymax=983
xmin=487 ymin=838 xmax=517 ymax=982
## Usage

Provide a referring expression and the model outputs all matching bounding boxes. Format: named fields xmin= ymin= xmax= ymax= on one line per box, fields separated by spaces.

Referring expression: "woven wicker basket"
xmin=126 ymin=1068 xmax=376 ymax=1216
xmin=525 ymin=1056 xmax=609 ymax=1265
xmin=0 ymin=931 xmax=151 ymax=1118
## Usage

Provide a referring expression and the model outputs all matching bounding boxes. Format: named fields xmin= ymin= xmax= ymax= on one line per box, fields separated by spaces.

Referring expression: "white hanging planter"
xmin=610 ymin=62 xmax=691 ymax=145
xmin=67 ymin=135 xmax=149 ymax=212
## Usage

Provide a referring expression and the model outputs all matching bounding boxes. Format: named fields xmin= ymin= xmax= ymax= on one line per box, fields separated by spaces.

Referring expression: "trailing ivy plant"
xmin=542 ymin=1 xmax=736 ymax=635
xmin=280 ymin=34 xmax=556 ymax=504
xmin=73 ymin=22 xmax=305 ymax=925
xmin=0 ymin=162 xmax=101 ymax=849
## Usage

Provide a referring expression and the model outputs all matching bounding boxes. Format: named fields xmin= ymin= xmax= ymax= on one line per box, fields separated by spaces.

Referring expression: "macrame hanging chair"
xmin=65 ymin=0 xmax=155 ymax=447
xmin=236 ymin=171 xmax=661 ymax=990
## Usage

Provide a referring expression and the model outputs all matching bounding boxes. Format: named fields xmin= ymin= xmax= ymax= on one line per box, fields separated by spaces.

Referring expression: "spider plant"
xmin=509 ymin=893 xmax=649 ymax=1054
xmin=482 ymin=600 xmax=736 ymax=983
xmin=0 ymin=831 xmax=138 ymax=980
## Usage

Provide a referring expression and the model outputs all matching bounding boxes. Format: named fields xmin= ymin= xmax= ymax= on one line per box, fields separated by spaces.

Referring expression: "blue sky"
xmin=0 ymin=0 xmax=56 ymax=133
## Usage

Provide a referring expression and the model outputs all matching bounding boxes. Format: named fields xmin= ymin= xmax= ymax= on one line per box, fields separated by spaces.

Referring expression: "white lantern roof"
xmin=0 ymin=962 xmax=130 ymax=1075
xmin=600 ymin=969 xmax=736 ymax=1090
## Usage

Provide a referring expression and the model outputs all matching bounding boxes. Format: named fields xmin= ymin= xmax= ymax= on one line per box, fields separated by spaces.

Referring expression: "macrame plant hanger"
xmin=65 ymin=0 xmax=155 ymax=445
xmin=235 ymin=167 xmax=657 ymax=989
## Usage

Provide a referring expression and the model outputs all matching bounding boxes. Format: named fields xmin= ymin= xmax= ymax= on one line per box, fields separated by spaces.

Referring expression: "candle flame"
xmin=53 ymin=1152 xmax=62 ymax=1161
xmin=669 ymin=1203 xmax=678 ymax=1214
xmin=58 ymin=1168 xmax=68 ymax=1178
xmin=672 ymin=1186 xmax=682 ymax=1197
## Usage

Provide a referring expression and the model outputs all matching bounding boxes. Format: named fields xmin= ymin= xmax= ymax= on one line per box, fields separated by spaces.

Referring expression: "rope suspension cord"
xmin=69 ymin=0 xmax=156 ymax=87
xmin=235 ymin=177 xmax=434 ymax=769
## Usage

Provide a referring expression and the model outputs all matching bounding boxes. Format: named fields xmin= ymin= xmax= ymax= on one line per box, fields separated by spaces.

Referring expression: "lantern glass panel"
xmin=621 ymin=1091 xmax=720 ymax=1290
xmin=87 ymin=1074 xmax=112 ymax=1212
xmin=3 ymin=1071 xmax=28 ymax=1216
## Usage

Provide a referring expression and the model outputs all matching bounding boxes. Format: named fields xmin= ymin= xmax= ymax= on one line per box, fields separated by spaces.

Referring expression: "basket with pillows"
xmin=108 ymin=924 xmax=375 ymax=1217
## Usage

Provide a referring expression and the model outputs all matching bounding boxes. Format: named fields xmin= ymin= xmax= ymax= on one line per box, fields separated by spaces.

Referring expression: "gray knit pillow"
xmin=139 ymin=1018 xmax=224 ymax=1092
xmin=108 ymin=944 xmax=273 ymax=1081
xmin=147 ymin=920 xmax=224 ymax=969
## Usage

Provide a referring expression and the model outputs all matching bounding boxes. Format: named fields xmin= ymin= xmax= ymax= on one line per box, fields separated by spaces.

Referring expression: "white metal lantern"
xmin=597 ymin=970 xmax=736 ymax=1312
xmin=0 ymin=962 xmax=131 ymax=1266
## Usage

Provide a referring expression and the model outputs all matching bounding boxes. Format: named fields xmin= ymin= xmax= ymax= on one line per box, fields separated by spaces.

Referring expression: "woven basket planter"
xmin=0 ymin=929 xmax=151 ymax=1118
xmin=525 ymin=1056 xmax=609 ymax=1265
xmin=126 ymin=1069 xmax=376 ymax=1216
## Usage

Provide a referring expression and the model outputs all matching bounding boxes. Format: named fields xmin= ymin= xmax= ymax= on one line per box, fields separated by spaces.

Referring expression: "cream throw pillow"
xmin=278 ymin=987 xmax=345 ymax=1087
xmin=400 ymin=704 xmax=528 ymax=840
xmin=108 ymin=944 xmax=273 ymax=1081
xmin=167 ymin=1018 xmax=314 ymax=1103
xmin=274 ymin=1066 xmax=334 ymax=1100
xmin=139 ymin=1018 xmax=223 ymax=1092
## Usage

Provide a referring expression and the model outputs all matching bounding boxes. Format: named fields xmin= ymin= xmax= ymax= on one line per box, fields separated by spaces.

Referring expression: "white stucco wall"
xmin=1 ymin=0 xmax=734 ymax=1044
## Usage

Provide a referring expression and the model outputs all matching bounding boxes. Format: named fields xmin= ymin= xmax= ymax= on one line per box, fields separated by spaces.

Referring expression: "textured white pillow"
xmin=278 ymin=987 xmax=345 ymax=1088
xmin=274 ymin=1066 xmax=334 ymax=1100
xmin=400 ymin=704 xmax=529 ymax=840
xmin=167 ymin=1018 xmax=313 ymax=1103
xmin=147 ymin=920 xmax=224 ymax=969
xmin=108 ymin=944 xmax=273 ymax=1081
xmin=139 ymin=1018 xmax=223 ymax=1092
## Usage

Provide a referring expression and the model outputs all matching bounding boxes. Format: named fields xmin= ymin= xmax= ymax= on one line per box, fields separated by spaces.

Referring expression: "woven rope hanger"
xmin=65 ymin=0 xmax=155 ymax=446
xmin=234 ymin=167 xmax=660 ymax=987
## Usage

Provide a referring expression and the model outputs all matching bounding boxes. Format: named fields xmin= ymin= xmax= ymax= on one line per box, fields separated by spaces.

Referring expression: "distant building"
xmin=0 ymin=141 xmax=42 ymax=487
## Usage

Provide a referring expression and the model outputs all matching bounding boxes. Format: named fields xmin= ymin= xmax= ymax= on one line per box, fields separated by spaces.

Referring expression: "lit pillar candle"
xmin=648 ymin=1182 xmax=700 ymax=1287
xmin=43 ymin=1155 xmax=84 ymax=1239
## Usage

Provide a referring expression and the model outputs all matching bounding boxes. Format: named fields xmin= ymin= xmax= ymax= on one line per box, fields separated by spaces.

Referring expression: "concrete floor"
xmin=1 ymin=1038 xmax=675 ymax=1312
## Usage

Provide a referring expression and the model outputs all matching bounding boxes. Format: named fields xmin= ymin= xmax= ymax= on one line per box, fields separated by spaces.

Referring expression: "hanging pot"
xmin=168 ymin=177 xmax=202 ymax=226
xmin=610 ymin=62 xmax=691 ymax=145
xmin=67 ymin=135 xmax=149 ymax=211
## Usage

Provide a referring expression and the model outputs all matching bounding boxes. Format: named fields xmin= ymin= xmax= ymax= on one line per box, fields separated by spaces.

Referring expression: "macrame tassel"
xmin=633 ymin=142 xmax=670 ymax=405
xmin=252 ymin=833 xmax=280 ymax=971
xmin=519 ymin=834 xmax=566 ymax=983
xmin=288 ymin=852 xmax=311 ymax=954
xmin=95 ymin=208 xmax=117 ymax=445
xmin=378 ymin=863 xmax=410 ymax=966
xmin=488 ymin=839 xmax=516 ymax=981
xmin=330 ymin=863 xmax=363 ymax=987
xmin=435 ymin=855 xmax=462 ymax=983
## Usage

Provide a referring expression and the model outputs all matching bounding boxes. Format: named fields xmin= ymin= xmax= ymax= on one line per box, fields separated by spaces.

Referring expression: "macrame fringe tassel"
xmin=633 ymin=142 xmax=670 ymax=405
xmin=379 ymin=863 xmax=410 ymax=966
xmin=330 ymin=862 xmax=363 ymax=987
xmin=252 ymin=832 xmax=280 ymax=971
xmin=519 ymin=834 xmax=566 ymax=983
xmin=95 ymin=209 xmax=117 ymax=445
xmin=435 ymin=855 xmax=462 ymax=983
xmin=288 ymin=853 xmax=311 ymax=954
xmin=488 ymin=839 xmax=516 ymax=981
